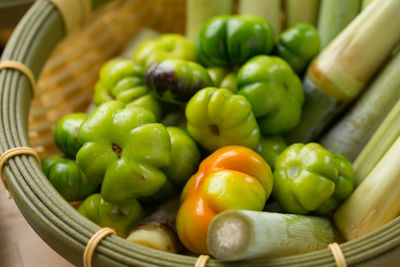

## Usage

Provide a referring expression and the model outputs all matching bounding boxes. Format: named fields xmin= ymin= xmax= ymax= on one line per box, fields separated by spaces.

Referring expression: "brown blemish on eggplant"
xmin=111 ymin=143 xmax=122 ymax=158
xmin=209 ymin=124 xmax=220 ymax=136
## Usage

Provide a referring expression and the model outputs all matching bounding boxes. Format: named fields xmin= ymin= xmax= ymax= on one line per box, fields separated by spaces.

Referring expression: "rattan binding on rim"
xmin=0 ymin=147 xmax=40 ymax=199
xmin=194 ymin=255 xmax=210 ymax=267
xmin=48 ymin=0 xmax=92 ymax=34
xmin=83 ymin=227 xmax=116 ymax=267
xmin=0 ymin=60 xmax=36 ymax=95
xmin=329 ymin=242 xmax=347 ymax=267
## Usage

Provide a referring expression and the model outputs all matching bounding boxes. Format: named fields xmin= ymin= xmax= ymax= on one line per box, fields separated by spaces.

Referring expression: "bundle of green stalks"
xmin=320 ymin=49 xmax=400 ymax=161
xmin=286 ymin=0 xmax=400 ymax=143
xmin=334 ymin=136 xmax=400 ymax=240
xmin=352 ymin=98 xmax=400 ymax=187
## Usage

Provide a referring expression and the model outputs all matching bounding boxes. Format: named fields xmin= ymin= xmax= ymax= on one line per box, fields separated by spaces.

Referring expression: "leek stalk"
xmin=185 ymin=0 xmax=234 ymax=41
xmin=286 ymin=0 xmax=400 ymax=143
xmin=362 ymin=0 xmax=375 ymax=9
xmin=285 ymin=0 xmax=320 ymax=28
xmin=238 ymin=0 xmax=282 ymax=39
xmin=320 ymin=50 xmax=400 ymax=161
xmin=317 ymin=0 xmax=361 ymax=50
xmin=353 ymin=98 xmax=400 ymax=186
xmin=334 ymin=136 xmax=400 ymax=240
xmin=207 ymin=210 xmax=338 ymax=261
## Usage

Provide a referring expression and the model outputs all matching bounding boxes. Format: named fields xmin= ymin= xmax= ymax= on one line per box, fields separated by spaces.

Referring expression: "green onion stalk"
xmin=320 ymin=49 xmax=400 ymax=161
xmin=286 ymin=0 xmax=400 ymax=143
xmin=185 ymin=0 xmax=234 ymax=41
xmin=352 ymin=98 xmax=400 ymax=186
xmin=238 ymin=0 xmax=282 ymax=39
xmin=285 ymin=0 xmax=320 ymax=28
xmin=317 ymin=0 xmax=361 ymax=50
xmin=334 ymin=136 xmax=400 ymax=240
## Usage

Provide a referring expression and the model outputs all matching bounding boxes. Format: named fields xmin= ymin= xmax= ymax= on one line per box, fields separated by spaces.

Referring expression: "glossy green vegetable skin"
xmin=93 ymin=58 xmax=161 ymax=120
xmin=273 ymin=143 xmax=354 ymax=214
xmin=196 ymin=15 xmax=275 ymax=67
xmin=163 ymin=127 xmax=200 ymax=186
xmin=145 ymin=59 xmax=212 ymax=105
xmin=237 ymin=55 xmax=304 ymax=134
xmin=257 ymin=135 xmax=287 ymax=170
xmin=315 ymin=154 xmax=355 ymax=214
xmin=275 ymin=23 xmax=320 ymax=74
xmin=161 ymin=111 xmax=187 ymax=129
xmin=207 ymin=67 xmax=237 ymax=92
xmin=142 ymin=127 xmax=201 ymax=202
xmin=76 ymin=101 xmax=171 ymax=204
xmin=134 ymin=34 xmax=197 ymax=67
xmin=186 ymin=87 xmax=260 ymax=152
xmin=79 ymin=194 xmax=145 ymax=237
xmin=42 ymin=156 xmax=98 ymax=202
xmin=54 ymin=113 xmax=87 ymax=158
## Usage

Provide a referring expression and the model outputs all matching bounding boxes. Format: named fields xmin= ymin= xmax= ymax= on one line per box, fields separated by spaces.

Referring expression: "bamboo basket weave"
xmin=1 ymin=0 xmax=400 ymax=266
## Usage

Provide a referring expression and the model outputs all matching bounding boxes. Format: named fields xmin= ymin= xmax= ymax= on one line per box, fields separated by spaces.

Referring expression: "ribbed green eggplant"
xmin=256 ymin=135 xmax=287 ymax=170
xmin=207 ymin=67 xmax=237 ymax=92
xmin=76 ymin=101 xmax=171 ymax=204
xmin=275 ymin=23 xmax=319 ymax=74
xmin=79 ymin=193 xmax=145 ymax=237
xmin=196 ymin=15 xmax=275 ymax=67
xmin=42 ymin=156 xmax=98 ymax=202
xmin=134 ymin=34 xmax=196 ymax=67
xmin=273 ymin=143 xmax=354 ymax=214
xmin=93 ymin=57 xmax=161 ymax=120
xmin=237 ymin=55 xmax=304 ymax=134
xmin=186 ymin=87 xmax=260 ymax=151
xmin=54 ymin=113 xmax=87 ymax=158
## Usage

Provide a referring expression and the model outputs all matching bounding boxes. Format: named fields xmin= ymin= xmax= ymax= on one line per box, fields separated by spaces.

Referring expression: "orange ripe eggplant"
xmin=176 ymin=146 xmax=273 ymax=253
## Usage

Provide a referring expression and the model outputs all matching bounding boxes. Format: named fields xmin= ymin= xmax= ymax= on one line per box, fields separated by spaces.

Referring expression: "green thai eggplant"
xmin=42 ymin=156 xmax=98 ymax=202
xmin=196 ymin=15 xmax=275 ymax=66
xmin=237 ymin=55 xmax=304 ymax=134
xmin=275 ymin=23 xmax=320 ymax=74
xmin=207 ymin=67 xmax=237 ymax=92
xmin=76 ymin=101 xmax=171 ymax=204
xmin=134 ymin=34 xmax=196 ymax=67
xmin=186 ymin=87 xmax=260 ymax=152
xmin=54 ymin=113 xmax=88 ymax=158
xmin=256 ymin=135 xmax=288 ymax=170
xmin=93 ymin=58 xmax=161 ymax=120
xmin=79 ymin=193 xmax=145 ymax=237
xmin=273 ymin=143 xmax=354 ymax=214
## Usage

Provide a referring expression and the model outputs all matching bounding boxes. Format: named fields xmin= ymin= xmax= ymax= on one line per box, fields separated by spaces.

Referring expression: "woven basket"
xmin=1 ymin=0 xmax=400 ymax=266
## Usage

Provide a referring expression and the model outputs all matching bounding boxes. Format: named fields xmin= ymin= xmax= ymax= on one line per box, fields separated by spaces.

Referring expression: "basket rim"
xmin=1 ymin=0 xmax=400 ymax=266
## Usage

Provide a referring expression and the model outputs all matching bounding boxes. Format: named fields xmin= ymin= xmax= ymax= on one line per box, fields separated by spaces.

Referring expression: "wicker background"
xmin=28 ymin=0 xmax=185 ymax=158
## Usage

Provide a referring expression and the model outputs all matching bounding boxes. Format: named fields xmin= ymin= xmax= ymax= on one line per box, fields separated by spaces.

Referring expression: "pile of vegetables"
xmin=41 ymin=0 xmax=400 ymax=262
